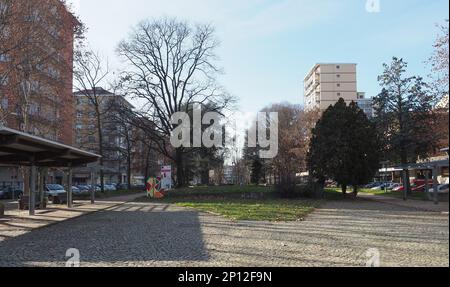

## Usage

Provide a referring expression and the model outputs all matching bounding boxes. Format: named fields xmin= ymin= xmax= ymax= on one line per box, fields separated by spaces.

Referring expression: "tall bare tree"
xmin=117 ymin=18 xmax=233 ymax=187
xmin=73 ymin=49 xmax=110 ymax=192
xmin=428 ymin=19 xmax=449 ymax=105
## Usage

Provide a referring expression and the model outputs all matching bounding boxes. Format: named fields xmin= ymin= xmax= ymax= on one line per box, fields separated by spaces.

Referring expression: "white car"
xmin=45 ymin=184 xmax=67 ymax=204
xmin=104 ymin=184 xmax=117 ymax=191
xmin=427 ymin=184 xmax=449 ymax=194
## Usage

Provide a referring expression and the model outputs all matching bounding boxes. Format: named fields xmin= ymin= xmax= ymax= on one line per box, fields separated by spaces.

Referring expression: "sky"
xmin=68 ymin=0 xmax=449 ymax=147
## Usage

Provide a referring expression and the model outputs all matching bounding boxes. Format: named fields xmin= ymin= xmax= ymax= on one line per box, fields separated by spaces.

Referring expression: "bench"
xmin=18 ymin=195 xmax=47 ymax=211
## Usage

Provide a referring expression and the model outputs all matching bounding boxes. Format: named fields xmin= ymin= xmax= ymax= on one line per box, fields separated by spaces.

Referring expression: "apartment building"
xmin=73 ymin=87 xmax=154 ymax=185
xmin=0 ymin=0 xmax=79 ymax=144
xmin=1 ymin=0 xmax=79 ymax=188
xmin=304 ymin=63 xmax=358 ymax=111
xmin=356 ymin=92 xmax=374 ymax=119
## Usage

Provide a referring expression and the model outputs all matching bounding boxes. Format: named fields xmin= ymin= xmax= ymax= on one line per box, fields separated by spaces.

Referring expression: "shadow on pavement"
xmin=0 ymin=202 xmax=209 ymax=266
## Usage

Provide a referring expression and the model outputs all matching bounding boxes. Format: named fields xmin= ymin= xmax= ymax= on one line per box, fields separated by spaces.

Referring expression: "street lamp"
xmin=380 ymin=160 xmax=390 ymax=193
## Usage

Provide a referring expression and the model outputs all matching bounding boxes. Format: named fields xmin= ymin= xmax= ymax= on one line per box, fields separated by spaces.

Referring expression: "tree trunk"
xmin=176 ymin=148 xmax=185 ymax=188
xmin=144 ymin=148 xmax=151 ymax=180
xmin=342 ymin=184 xmax=347 ymax=196
xmin=352 ymin=186 xmax=359 ymax=197
xmin=95 ymin=104 xmax=105 ymax=193
xmin=400 ymin=148 xmax=412 ymax=195
xmin=127 ymin=151 xmax=132 ymax=190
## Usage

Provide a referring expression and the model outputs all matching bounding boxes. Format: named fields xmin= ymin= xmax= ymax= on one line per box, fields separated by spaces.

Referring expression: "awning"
xmin=396 ymin=159 xmax=449 ymax=171
xmin=0 ymin=127 xmax=101 ymax=167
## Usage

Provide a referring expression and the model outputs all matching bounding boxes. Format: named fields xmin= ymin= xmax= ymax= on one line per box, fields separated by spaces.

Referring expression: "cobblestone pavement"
xmin=0 ymin=199 xmax=448 ymax=267
xmin=359 ymin=193 xmax=449 ymax=213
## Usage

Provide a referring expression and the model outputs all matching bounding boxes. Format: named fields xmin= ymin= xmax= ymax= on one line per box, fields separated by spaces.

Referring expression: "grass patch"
xmin=137 ymin=185 xmax=321 ymax=222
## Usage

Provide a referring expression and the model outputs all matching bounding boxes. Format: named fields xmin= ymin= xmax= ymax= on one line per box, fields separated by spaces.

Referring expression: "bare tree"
xmin=117 ymin=18 xmax=234 ymax=187
xmin=73 ymin=49 xmax=110 ymax=192
xmin=108 ymin=98 xmax=138 ymax=190
xmin=428 ymin=19 xmax=449 ymax=105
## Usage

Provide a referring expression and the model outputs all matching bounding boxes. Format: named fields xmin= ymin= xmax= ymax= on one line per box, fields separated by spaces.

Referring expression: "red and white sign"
xmin=160 ymin=165 xmax=172 ymax=190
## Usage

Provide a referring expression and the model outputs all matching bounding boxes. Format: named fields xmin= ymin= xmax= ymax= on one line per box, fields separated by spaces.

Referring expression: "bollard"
xmin=0 ymin=202 xmax=4 ymax=217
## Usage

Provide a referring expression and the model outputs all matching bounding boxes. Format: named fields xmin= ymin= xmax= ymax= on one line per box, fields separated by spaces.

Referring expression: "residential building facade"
xmin=304 ymin=63 xmax=358 ymax=111
xmin=0 ymin=0 xmax=78 ymax=144
xmin=73 ymin=87 xmax=153 ymax=186
xmin=1 ymin=0 xmax=79 ymax=188
xmin=356 ymin=92 xmax=374 ymax=119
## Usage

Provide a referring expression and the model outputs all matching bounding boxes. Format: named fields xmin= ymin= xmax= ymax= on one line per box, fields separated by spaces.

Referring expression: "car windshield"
xmin=47 ymin=184 xmax=64 ymax=190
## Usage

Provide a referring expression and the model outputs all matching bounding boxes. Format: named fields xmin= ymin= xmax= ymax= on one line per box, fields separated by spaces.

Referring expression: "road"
xmin=0 ymin=199 xmax=448 ymax=267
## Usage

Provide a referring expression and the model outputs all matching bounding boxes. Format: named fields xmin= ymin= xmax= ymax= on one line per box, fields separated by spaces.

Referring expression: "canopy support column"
xmin=67 ymin=163 xmax=73 ymax=208
xmin=402 ymin=169 xmax=408 ymax=201
xmin=432 ymin=166 xmax=439 ymax=205
xmin=29 ymin=157 xmax=36 ymax=216
xmin=90 ymin=170 xmax=96 ymax=204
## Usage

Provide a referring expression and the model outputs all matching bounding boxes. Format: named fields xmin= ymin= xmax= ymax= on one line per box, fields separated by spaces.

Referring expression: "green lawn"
xmin=137 ymin=185 xmax=321 ymax=222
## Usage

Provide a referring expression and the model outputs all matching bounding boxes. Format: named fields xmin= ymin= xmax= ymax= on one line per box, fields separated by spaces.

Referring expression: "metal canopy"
xmin=0 ymin=127 xmax=100 ymax=167
xmin=397 ymin=159 xmax=449 ymax=171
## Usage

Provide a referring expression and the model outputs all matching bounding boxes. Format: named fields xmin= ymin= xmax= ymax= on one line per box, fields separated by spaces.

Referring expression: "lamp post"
xmin=380 ymin=161 xmax=390 ymax=193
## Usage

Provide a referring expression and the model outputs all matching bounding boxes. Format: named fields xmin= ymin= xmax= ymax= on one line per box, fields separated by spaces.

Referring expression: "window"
xmin=337 ymin=83 xmax=341 ymax=87
xmin=88 ymin=136 xmax=96 ymax=143
xmin=77 ymin=111 xmax=83 ymax=118
xmin=0 ymin=74 xmax=8 ymax=86
xmin=29 ymin=103 xmax=40 ymax=115
xmin=76 ymin=98 xmax=85 ymax=105
xmin=337 ymin=93 xmax=341 ymax=97
xmin=1 ymin=98 xmax=8 ymax=109
xmin=0 ymin=54 xmax=9 ymax=62
xmin=336 ymin=74 xmax=341 ymax=78
xmin=75 ymin=124 xmax=83 ymax=130
xmin=0 ymin=2 xmax=8 ymax=15
xmin=336 ymin=65 xmax=340 ymax=69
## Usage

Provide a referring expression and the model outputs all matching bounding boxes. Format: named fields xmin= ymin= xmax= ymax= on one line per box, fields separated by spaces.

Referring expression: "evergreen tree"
xmin=308 ymin=99 xmax=380 ymax=196
xmin=374 ymin=57 xmax=437 ymax=193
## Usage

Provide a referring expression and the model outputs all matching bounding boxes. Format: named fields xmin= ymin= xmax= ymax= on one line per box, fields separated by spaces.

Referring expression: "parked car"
xmin=45 ymin=184 xmax=67 ymax=204
xmin=116 ymin=183 xmax=129 ymax=190
xmin=104 ymin=184 xmax=117 ymax=191
xmin=77 ymin=185 xmax=91 ymax=192
xmin=71 ymin=186 xmax=81 ymax=194
xmin=371 ymin=182 xmax=392 ymax=190
xmin=0 ymin=186 xmax=23 ymax=200
xmin=388 ymin=183 xmax=402 ymax=190
xmin=412 ymin=179 xmax=434 ymax=187
xmin=365 ymin=182 xmax=383 ymax=189
xmin=132 ymin=184 xmax=146 ymax=191
xmin=427 ymin=184 xmax=449 ymax=194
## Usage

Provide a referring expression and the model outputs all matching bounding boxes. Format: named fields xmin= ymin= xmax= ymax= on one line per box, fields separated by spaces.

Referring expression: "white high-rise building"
xmin=356 ymin=92 xmax=374 ymax=119
xmin=304 ymin=63 xmax=358 ymax=111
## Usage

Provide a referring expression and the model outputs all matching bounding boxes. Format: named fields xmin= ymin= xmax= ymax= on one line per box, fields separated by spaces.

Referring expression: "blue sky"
xmin=70 ymin=0 xmax=449 ymax=116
